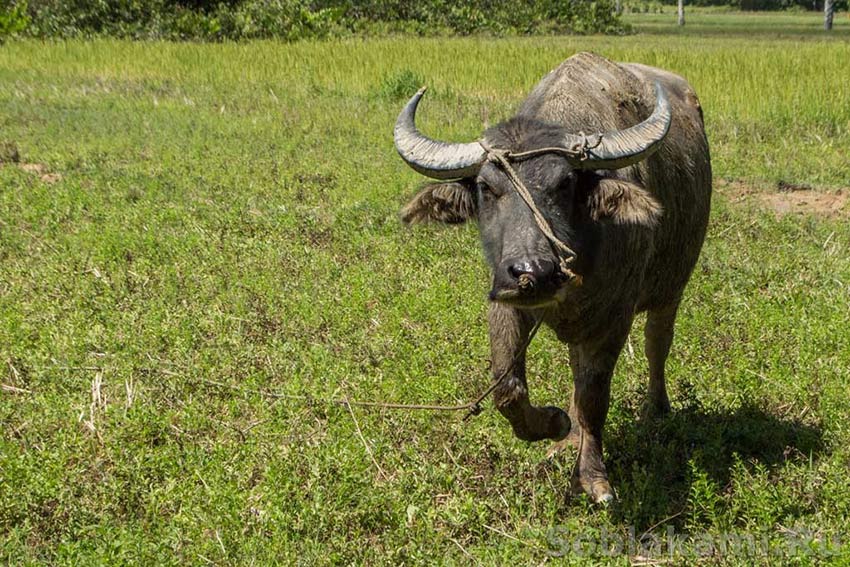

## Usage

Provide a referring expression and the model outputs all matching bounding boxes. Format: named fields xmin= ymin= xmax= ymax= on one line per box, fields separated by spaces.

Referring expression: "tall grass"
xmin=3 ymin=27 xmax=848 ymax=186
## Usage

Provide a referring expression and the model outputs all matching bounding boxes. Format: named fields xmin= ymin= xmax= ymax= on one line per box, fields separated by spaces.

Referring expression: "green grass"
xmin=626 ymin=6 xmax=850 ymax=38
xmin=2 ymin=12 xmax=850 ymax=565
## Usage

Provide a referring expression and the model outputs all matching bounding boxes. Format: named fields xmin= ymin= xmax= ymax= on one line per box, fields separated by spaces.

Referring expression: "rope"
xmin=505 ymin=132 xmax=602 ymax=163
xmin=202 ymin=318 xmax=543 ymax=421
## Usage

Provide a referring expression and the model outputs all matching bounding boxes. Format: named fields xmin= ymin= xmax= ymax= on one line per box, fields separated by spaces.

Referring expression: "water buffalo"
xmin=393 ymin=52 xmax=711 ymax=503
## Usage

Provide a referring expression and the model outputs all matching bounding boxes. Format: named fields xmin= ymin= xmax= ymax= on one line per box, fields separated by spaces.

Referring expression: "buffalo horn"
xmin=393 ymin=87 xmax=487 ymax=180
xmin=565 ymin=81 xmax=672 ymax=170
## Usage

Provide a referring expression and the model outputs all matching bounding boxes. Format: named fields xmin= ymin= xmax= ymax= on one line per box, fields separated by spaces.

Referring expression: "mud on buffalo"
xmin=393 ymin=52 xmax=711 ymax=504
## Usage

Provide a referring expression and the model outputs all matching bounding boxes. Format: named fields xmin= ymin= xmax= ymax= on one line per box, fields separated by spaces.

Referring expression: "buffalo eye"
xmin=557 ymin=170 xmax=577 ymax=192
xmin=477 ymin=180 xmax=503 ymax=199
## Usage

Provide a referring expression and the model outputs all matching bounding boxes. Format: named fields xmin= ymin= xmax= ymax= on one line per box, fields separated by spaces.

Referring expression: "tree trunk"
xmin=615 ymin=0 xmax=621 ymax=15
xmin=678 ymin=0 xmax=685 ymax=26
xmin=824 ymin=0 xmax=834 ymax=31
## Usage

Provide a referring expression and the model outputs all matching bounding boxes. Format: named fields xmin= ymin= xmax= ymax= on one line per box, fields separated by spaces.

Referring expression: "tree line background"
xmin=2 ymin=0 xmax=625 ymax=40
xmin=0 ymin=0 xmax=845 ymax=41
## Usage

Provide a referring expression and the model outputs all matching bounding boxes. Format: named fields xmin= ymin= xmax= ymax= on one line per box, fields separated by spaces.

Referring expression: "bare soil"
xmin=2 ymin=161 xmax=63 ymax=185
xmin=716 ymin=178 xmax=849 ymax=219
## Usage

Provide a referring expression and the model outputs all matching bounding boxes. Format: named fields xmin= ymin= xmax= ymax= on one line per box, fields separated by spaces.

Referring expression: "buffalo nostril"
xmin=507 ymin=262 xmax=538 ymax=293
xmin=508 ymin=262 xmax=534 ymax=279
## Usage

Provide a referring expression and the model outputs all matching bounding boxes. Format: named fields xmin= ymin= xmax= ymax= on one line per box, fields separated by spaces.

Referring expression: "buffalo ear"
xmin=586 ymin=177 xmax=662 ymax=228
xmin=400 ymin=180 xmax=477 ymax=225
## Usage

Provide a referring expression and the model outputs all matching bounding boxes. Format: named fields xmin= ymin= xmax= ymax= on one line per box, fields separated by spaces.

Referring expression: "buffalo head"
xmin=395 ymin=86 xmax=670 ymax=308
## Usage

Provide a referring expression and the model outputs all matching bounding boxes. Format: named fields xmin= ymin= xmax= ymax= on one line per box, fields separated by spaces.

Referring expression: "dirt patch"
xmin=716 ymin=179 xmax=848 ymax=219
xmin=760 ymin=190 xmax=847 ymax=218
xmin=19 ymin=162 xmax=46 ymax=174
xmin=0 ymin=143 xmax=63 ymax=184
xmin=15 ymin=162 xmax=63 ymax=184
xmin=39 ymin=173 xmax=63 ymax=184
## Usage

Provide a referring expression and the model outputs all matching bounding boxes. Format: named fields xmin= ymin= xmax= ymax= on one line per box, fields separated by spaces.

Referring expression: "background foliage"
xmin=0 ymin=0 xmax=29 ymax=41
xmin=2 ymin=0 xmax=626 ymax=41
xmin=4 ymin=0 xmax=844 ymax=41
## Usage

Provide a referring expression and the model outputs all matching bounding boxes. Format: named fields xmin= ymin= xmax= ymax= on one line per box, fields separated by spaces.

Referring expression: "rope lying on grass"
xmin=202 ymin=319 xmax=543 ymax=421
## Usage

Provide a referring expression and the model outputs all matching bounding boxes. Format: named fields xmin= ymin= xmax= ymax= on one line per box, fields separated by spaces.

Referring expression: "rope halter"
xmin=478 ymin=134 xmax=603 ymax=286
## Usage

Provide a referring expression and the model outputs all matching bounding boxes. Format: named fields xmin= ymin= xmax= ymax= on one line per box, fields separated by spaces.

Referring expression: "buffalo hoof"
xmin=595 ymin=491 xmax=615 ymax=505
xmin=543 ymin=406 xmax=571 ymax=441
xmin=572 ymin=475 xmax=615 ymax=505
xmin=509 ymin=405 xmax=570 ymax=442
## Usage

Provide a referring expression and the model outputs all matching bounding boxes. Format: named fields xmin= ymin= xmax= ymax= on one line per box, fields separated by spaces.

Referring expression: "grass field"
xmin=2 ymin=9 xmax=850 ymax=565
xmin=625 ymin=6 xmax=850 ymax=38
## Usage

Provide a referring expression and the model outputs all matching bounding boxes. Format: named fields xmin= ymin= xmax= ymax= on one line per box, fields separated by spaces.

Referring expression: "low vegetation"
xmin=1 ymin=10 xmax=849 ymax=565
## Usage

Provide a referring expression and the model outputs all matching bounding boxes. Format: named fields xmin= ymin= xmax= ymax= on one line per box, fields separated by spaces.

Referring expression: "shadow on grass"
xmin=603 ymin=402 xmax=824 ymax=531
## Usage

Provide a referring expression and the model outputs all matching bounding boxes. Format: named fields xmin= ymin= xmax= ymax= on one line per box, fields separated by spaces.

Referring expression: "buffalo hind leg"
xmin=643 ymin=301 xmax=680 ymax=417
xmin=489 ymin=303 xmax=570 ymax=442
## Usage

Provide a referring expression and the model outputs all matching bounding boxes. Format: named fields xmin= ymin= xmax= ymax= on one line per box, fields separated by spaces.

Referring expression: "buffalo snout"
xmin=490 ymin=257 xmax=561 ymax=305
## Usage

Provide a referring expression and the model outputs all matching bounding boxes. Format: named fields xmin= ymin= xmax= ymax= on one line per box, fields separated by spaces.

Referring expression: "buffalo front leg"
xmin=566 ymin=333 xmax=628 ymax=504
xmin=489 ymin=303 xmax=570 ymax=442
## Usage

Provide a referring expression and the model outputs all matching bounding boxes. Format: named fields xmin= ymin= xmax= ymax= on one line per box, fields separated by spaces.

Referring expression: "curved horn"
xmin=394 ymin=87 xmax=487 ymax=180
xmin=566 ymin=81 xmax=672 ymax=170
